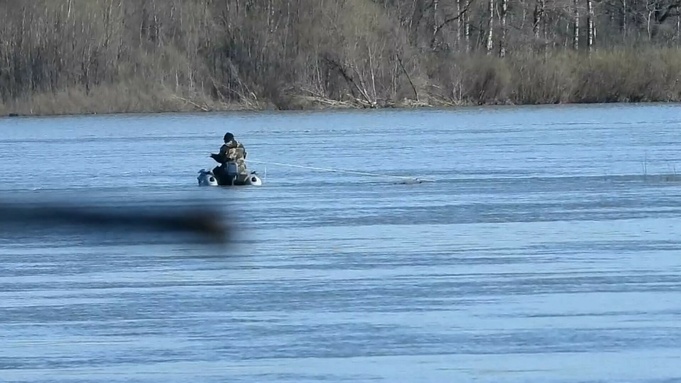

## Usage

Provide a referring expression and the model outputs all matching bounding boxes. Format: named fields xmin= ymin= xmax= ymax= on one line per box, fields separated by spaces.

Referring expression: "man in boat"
xmin=211 ymin=132 xmax=248 ymax=182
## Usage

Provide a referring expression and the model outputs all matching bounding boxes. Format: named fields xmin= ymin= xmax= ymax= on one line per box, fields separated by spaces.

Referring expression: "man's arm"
xmin=210 ymin=145 xmax=230 ymax=163
xmin=222 ymin=144 xmax=236 ymax=161
xmin=238 ymin=143 xmax=247 ymax=159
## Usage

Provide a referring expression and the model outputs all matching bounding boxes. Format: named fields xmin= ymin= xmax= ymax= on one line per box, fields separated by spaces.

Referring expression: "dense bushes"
xmin=1 ymin=0 xmax=680 ymax=115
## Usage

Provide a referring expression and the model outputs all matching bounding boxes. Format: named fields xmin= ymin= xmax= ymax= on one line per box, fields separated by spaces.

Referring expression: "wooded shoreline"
xmin=2 ymin=1 xmax=681 ymax=116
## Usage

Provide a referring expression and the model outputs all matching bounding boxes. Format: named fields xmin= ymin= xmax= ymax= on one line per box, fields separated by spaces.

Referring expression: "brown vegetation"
xmin=1 ymin=0 xmax=681 ymax=116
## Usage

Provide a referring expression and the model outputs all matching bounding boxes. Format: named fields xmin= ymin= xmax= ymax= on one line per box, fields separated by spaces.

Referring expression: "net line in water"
xmin=244 ymin=159 xmax=435 ymax=184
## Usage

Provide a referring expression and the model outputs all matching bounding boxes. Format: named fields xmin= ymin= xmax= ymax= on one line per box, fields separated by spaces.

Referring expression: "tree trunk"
xmin=410 ymin=0 xmax=425 ymax=45
xmin=433 ymin=0 xmax=439 ymax=49
xmin=621 ymin=0 xmax=627 ymax=38
xmin=457 ymin=0 xmax=462 ymax=47
xmin=500 ymin=0 xmax=508 ymax=57
xmin=533 ymin=0 xmax=545 ymax=39
xmin=587 ymin=0 xmax=594 ymax=51
xmin=573 ymin=0 xmax=579 ymax=50
xmin=487 ymin=0 xmax=494 ymax=54
xmin=465 ymin=7 xmax=470 ymax=52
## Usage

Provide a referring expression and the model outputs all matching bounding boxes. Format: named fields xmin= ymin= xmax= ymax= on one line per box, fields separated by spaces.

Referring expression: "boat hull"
xmin=197 ymin=169 xmax=262 ymax=187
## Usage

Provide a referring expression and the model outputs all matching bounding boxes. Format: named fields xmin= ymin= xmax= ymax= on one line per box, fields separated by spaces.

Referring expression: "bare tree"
xmin=487 ymin=0 xmax=494 ymax=53
xmin=574 ymin=0 xmax=580 ymax=49
xmin=1 ymin=0 xmax=681 ymax=114
xmin=533 ymin=0 xmax=545 ymax=39
xmin=500 ymin=0 xmax=508 ymax=56
xmin=587 ymin=0 xmax=594 ymax=51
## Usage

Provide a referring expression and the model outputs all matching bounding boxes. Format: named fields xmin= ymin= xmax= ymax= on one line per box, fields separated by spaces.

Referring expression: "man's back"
xmin=218 ymin=141 xmax=240 ymax=159
xmin=218 ymin=139 xmax=247 ymax=174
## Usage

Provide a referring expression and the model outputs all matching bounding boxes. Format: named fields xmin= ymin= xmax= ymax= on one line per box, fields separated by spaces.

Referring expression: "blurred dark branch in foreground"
xmin=0 ymin=201 xmax=232 ymax=246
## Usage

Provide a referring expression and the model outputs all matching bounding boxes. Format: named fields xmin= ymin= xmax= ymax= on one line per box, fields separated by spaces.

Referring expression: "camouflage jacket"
xmin=219 ymin=140 xmax=247 ymax=162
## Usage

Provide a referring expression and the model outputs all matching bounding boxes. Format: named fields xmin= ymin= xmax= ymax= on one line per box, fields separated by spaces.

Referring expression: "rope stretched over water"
xmin=245 ymin=159 xmax=435 ymax=184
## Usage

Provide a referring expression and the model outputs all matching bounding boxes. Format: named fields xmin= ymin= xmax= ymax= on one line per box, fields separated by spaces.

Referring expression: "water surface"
xmin=1 ymin=104 xmax=681 ymax=382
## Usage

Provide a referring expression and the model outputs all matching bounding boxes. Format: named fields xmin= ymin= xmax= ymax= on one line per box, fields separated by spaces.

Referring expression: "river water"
xmin=1 ymin=104 xmax=681 ymax=382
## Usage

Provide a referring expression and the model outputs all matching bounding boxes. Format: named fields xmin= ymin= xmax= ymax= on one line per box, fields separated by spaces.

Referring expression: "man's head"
xmin=223 ymin=132 xmax=234 ymax=143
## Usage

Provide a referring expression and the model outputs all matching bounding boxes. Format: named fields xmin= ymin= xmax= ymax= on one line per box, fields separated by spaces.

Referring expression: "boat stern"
xmin=197 ymin=169 xmax=219 ymax=186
